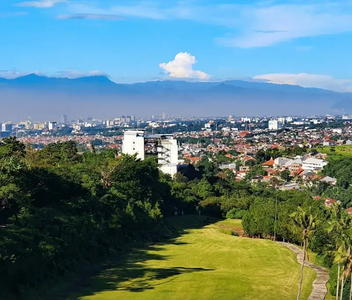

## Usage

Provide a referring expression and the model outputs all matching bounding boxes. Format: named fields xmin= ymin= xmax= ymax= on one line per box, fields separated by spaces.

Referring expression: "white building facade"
xmin=122 ymin=130 xmax=145 ymax=160
xmin=157 ymin=137 xmax=178 ymax=177
xmin=268 ymin=120 xmax=283 ymax=130
xmin=48 ymin=122 xmax=57 ymax=130
xmin=302 ymin=158 xmax=328 ymax=171
xmin=122 ymin=130 xmax=178 ymax=177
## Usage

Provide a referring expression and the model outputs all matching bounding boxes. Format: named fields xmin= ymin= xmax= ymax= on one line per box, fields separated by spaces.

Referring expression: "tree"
xmin=290 ymin=206 xmax=320 ymax=300
xmin=280 ymin=170 xmax=291 ymax=182
xmin=0 ymin=137 xmax=26 ymax=159
xmin=327 ymin=203 xmax=352 ymax=300
xmin=196 ymin=157 xmax=219 ymax=180
xmin=242 ymin=198 xmax=276 ymax=238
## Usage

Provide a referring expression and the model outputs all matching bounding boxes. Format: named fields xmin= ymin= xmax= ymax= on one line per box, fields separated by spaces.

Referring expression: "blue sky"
xmin=1 ymin=0 xmax=352 ymax=91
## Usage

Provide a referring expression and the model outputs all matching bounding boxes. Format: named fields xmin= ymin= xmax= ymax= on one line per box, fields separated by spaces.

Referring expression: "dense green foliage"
xmin=0 ymin=138 xmax=169 ymax=299
xmin=255 ymin=146 xmax=308 ymax=164
xmin=309 ymin=157 xmax=352 ymax=207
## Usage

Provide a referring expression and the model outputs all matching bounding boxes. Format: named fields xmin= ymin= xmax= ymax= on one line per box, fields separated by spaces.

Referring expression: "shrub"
xmin=226 ymin=208 xmax=246 ymax=219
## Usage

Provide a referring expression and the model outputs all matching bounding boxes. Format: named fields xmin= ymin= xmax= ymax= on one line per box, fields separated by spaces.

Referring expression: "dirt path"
xmin=278 ymin=242 xmax=329 ymax=300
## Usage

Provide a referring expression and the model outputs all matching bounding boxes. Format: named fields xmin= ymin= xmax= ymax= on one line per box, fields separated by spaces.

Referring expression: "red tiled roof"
xmin=239 ymin=131 xmax=250 ymax=138
xmin=294 ymin=168 xmax=304 ymax=176
xmin=244 ymin=156 xmax=255 ymax=161
xmin=262 ymin=158 xmax=275 ymax=166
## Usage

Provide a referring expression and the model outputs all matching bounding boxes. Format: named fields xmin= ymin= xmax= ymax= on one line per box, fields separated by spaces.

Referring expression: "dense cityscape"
xmin=1 ymin=112 xmax=351 ymax=201
xmin=2 ymin=113 xmax=352 ymax=194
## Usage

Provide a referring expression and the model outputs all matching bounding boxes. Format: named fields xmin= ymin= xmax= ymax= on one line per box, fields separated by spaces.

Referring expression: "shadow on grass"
xmin=69 ymin=263 xmax=213 ymax=298
xmin=50 ymin=216 xmax=216 ymax=300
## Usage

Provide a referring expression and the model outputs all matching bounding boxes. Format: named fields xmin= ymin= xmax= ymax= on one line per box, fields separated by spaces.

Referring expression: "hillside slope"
xmin=66 ymin=217 xmax=316 ymax=300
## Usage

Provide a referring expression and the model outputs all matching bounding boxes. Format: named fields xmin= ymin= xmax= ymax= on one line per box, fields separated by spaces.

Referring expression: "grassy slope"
xmin=315 ymin=145 xmax=352 ymax=159
xmin=67 ymin=218 xmax=316 ymax=300
xmin=216 ymin=219 xmax=243 ymax=231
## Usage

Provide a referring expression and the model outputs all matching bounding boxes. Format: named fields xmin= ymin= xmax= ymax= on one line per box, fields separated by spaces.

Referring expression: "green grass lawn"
xmin=67 ymin=217 xmax=316 ymax=300
xmin=315 ymin=145 xmax=352 ymax=159
xmin=216 ymin=218 xmax=243 ymax=230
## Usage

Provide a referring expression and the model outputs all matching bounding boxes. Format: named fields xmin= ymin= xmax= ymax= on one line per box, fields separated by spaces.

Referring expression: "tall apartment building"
xmin=60 ymin=114 xmax=68 ymax=124
xmin=122 ymin=130 xmax=145 ymax=160
xmin=268 ymin=120 xmax=283 ymax=130
xmin=1 ymin=123 xmax=12 ymax=133
xmin=122 ymin=130 xmax=178 ymax=177
xmin=48 ymin=122 xmax=57 ymax=130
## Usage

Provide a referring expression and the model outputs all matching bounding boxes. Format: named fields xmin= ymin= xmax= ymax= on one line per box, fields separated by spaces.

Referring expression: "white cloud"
xmin=159 ymin=52 xmax=210 ymax=80
xmin=63 ymin=1 xmax=352 ymax=48
xmin=58 ymin=14 xmax=124 ymax=20
xmin=217 ymin=3 xmax=352 ymax=48
xmin=16 ymin=0 xmax=66 ymax=8
xmin=253 ymin=73 xmax=352 ymax=93
xmin=55 ymin=70 xmax=108 ymax=78
xmin=67 ymin=2 xmax=165 ymax=20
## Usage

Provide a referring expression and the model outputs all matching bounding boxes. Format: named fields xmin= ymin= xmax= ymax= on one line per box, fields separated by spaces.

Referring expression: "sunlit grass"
xmin=315 ymin=145 xmax=352 ymax=159
xmin=69 ymin=217 xmax=316 ymax=300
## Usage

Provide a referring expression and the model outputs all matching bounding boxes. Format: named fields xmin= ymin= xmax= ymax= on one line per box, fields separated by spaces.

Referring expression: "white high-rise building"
xmin=268 ymin=120 xmax=283 ymax=130
xmin=157 ymin=137 xmax=178 ymax=177
xmin=278 ymin=117 xmax=286 ymax=124
xmin=122 ymin=130 xmax=178 ymax=177
xmin=1 ymin=123 xmax=12 ymax=132
xmin=122 ymin=130 xmax=145 ymax=160
xmin=106 ymin=120 xmax=115 ymax=128
xmin=60 ymin=114 xmax=68 ymax=124
xmin=48 ymin=122 xmax=57 ymax=130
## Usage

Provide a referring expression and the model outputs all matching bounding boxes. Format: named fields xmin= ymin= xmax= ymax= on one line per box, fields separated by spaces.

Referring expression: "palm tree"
xmin=337 ymin=235 xmax=352 ymax=300
xmin=334 ymin=244 xmax=349 ymax=300
xmin=337 ymin=263 xmax=340 ymax=300
xmin=332 ymin=239 xmax=352 ymax=300
xmin=290 ymin=206 xmax=320 ymax=300
xmin=327 ymin=203 xmax=352 ymax=300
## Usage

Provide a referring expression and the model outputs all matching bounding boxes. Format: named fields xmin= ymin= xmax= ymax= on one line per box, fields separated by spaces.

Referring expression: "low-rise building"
xmin=302 ymin=158 xmax=328 ymax=171
xmin=320 ymin=176 xmax=337 ymax=185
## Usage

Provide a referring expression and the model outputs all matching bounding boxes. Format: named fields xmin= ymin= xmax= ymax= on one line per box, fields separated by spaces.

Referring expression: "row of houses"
xmin=262 ymin=156 xmax=329 ymax=172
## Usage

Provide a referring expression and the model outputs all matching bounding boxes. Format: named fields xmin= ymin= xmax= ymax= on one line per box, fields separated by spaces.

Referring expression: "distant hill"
xmin=0 ymin=74 xmax=351 ymax=120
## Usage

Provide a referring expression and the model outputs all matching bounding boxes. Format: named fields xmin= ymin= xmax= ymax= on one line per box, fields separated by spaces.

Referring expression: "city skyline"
xmin=1 ymin=0 xmax=352 ymax=92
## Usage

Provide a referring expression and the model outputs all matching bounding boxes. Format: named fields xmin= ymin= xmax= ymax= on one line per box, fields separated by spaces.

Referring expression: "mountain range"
xmin=1 ymin=74 xmax=351 ymax=121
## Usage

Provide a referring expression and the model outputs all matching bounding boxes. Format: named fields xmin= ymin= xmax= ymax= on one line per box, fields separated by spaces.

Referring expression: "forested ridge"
xmin=1 ymin=137 xmax=352 ymax=299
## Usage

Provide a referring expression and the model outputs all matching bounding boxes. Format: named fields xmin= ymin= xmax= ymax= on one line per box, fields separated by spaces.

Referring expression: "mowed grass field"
xmin=315 ymin=145 xmax=352 ymax=158
xmin=68 ymin=218 xmax=316 ymax=300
